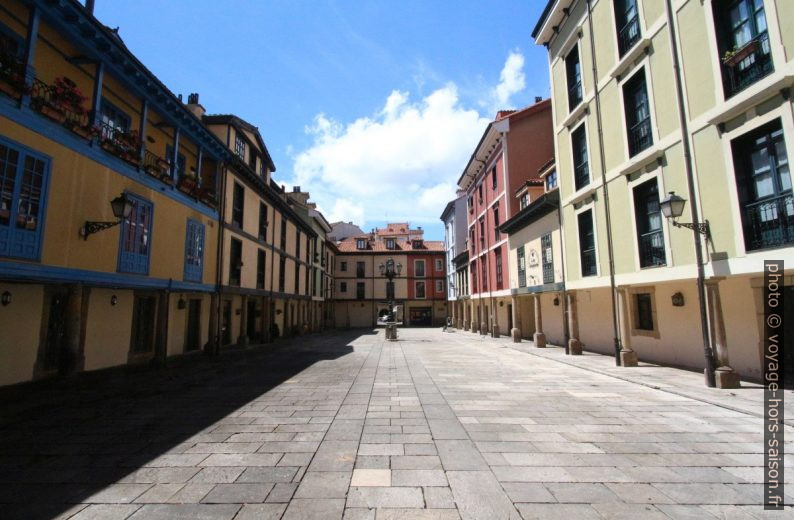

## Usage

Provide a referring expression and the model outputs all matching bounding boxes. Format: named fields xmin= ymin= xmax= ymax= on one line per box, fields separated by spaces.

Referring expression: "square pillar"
xmin=617 ymin=288 xmax=638 ymax=367
xmin=533 ymin=293 xmax=546 ymax=348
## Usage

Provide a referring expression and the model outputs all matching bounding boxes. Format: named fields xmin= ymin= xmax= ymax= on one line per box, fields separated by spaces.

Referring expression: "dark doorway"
xmin=221 ymin=300 xmax=232 ymax=346
xmin=41 ymin=289 xmax=69 ymax=374
xmin=507 ymin=304 xmax=513 ymax=332
xmin=185 ymin=299 xmax=201 ymax=352
xmin=409 ymin=307 xmax=432 ymax=326
xmin=784 ymin=285 xmax=793 ymax=382
xmin=247 ymin=299 xmax=258 ymax=342
xmin=130 ymin=295 xmax=157 ymax=354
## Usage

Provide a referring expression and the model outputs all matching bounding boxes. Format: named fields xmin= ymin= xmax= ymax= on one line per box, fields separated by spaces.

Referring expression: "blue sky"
xmin=94 ymin=1 xmax=550 ymax=240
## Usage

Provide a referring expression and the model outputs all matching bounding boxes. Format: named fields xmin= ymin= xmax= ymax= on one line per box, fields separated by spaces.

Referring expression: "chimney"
xmin=186 ymin=92 xmax=205 ymax=119
xmin=85 ymin=0 xmax=95 ymax=15
xmin=535 ymin=96 xmax=543 ymax=103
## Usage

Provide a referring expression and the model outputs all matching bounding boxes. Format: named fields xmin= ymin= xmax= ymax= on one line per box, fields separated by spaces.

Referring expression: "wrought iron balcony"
xmin=618 ymin=14 xmax=641 ymax=57
xmin=628 ymin=116 xmax=652 ymax=157
xmin=722 ymin=33 xmax=773 ymax=98
xmin=638 ymin=229 xmax=666 ymax=268
xmin=568 ymin=81 xmax=582 ymax=111
xmin=574 ymin=162 xmax=589 ymax=191
xmin=581 ymin=248 xmax=597 ymax=277
xmin=744 ymin=192 xmax=794 ymax=251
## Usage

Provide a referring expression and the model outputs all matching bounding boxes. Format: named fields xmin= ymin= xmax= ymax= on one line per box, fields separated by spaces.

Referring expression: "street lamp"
xmin=81 ymin=193 xmax=134 ymax=240
xmin=379 ymin=258 xmax=402 ymax=340
xmin=660 ymin=191 xmax=710 ymax=238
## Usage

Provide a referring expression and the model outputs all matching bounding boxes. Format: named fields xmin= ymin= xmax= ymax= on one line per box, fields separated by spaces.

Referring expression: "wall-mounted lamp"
xmin=110 ymin=295 xmax=118 ymax=306
xmin=660 ymin=191 xmax=710 ymax=238
xmin=499 ymin=301 xmax=504 ymax=307
xmin=671 ymin=292 xmax=685 ymax=307
xmin=276 ymin=309 xmax=282 ymax=315
xmin=80 ymin=193 xmax=134 ymax=240
xmin=1 ymin=291 xmax=11 ymax=306
xmin=177 ymin=296 xmax=186 ymax=310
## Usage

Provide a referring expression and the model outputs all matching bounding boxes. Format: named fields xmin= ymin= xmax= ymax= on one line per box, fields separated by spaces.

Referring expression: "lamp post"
xmin=660 ymin=191 xmax=717 ymax=387
xmin=80 ymin=193 xmax=134 ymax=240
xmin=379 ymin=258 xmax=402 ymax=340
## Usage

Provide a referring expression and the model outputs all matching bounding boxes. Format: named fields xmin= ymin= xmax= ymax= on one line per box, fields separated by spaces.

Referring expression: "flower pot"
xmin=160 ymin=173 xmax=174 ymax=186
xmin=178 ymin=177 xmax=196 ymax=195
xmin=723 ymin=40 xmax=759 ymax=67
xmin=36 ymin=102 xmax=67 ymax=124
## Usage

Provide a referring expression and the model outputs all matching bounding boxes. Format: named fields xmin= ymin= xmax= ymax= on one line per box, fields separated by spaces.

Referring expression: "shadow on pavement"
xmin=0 ymin=330 xmax=367 ymax=520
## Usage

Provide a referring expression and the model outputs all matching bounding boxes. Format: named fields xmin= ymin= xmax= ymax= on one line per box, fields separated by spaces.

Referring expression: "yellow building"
xmin=0 ymin=0 xmax=230 ymax=385
xmin=534 ymin=0 xmax=794 ymax=386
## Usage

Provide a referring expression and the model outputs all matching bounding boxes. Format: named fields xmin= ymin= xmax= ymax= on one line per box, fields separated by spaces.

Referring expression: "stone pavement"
xmin=0 ymin=328 xmax=792 ymax=519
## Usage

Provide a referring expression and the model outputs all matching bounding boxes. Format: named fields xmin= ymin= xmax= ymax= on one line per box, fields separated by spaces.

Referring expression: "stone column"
xmin=450 ymin=299 xmax=456 ymax=329
xmin=64 ymin=284 xmax=85 ymax=374
xmin=238 ymin=294 xmax=249 ymax=346
xmin=567 ymin=292 xmax=582 ymax=355
xmin=511 ymin=295 xmax=521 ymax=342
xmin=706 ymin=278 xmax=740 ymax=388
xmin=463 ymin=301 xmax=470 ymax=331
xmin=617 ymin=288 xmax=638 ymax=366
xmin=471 ymin=300 xmax=477 ymax=333
xmin=491 ymin=298 xmax=500 ymax=338
xmin=533 ymin=293 xmax=546 ymax=348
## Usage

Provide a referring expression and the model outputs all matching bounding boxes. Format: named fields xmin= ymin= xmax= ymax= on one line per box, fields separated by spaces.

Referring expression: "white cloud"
xmin=288 ymin=52 xmax=526 ymax=233
xmin=487 ymin=50 xmax=526 ymax=112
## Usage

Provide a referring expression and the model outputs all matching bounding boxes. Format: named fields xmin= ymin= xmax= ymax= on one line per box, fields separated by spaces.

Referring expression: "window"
xmin=546 ymin=170 xmax=558 ymax=191
xmin=386 ymin=238 xmax=395 ymax=250
xmin=296 ymin=231 xmax=301 ymax=258
xmin=341 ymin=281 xmax=347 ymax=292
xmin=99 ymin=99 xmax=130 ymax=137
xmin=258 ymin=203 xmax=267 ymax=240
xmin=478 ymin=183 xmax=483 ymax=202
xmin=119 ymin=194 xmax=153 ymax=275
xmin=294 ymin=264 xmax=300 ymax=293
xmin=435 ymin=258 xmax=443 ymax=271
xmin=481 ymin=259 xmax=487 ymax=291
xmin=415 ymin=259 xmax=425 ymax=277
xmin=578 ymin=210 xmax=597 ymax=277
xmin=341 ymin=261 xmax=348 ymax=272
xmin=165 ymin=144 xmax=186 ymax=178
xmin=714 ymin=0 xmax=772 ymax=97
xmin=0 ymin=139 xmax=49 ymax=260
xmin=183 ymin=219 xmax=205 ymax=282
xmin=467 ymin=195 xmax=473 ymax=213
xmin=541 ymin=233 xmax=554 ymax=284
xmin=517 ymin=245 xmax=526 ymax=288
xmin=415 ymin=281 xmax=426 ymax=299
xmin=256 ymin=249 xmax=265 ymax=289
xmin=356 ymin=238 xmax=366 ymax=249
xmin=572 ymin=124 xmax=589 ymax=190
xmin=493 ymin=206 xmax=500 ymax=239
xmin=731 ymin=119 xmax=793 ymax=251
xmin=491 ymin=166 xmax=497 ymax=190
xmin=623 ymin=69 xmax=652 ymax=157
xmin=386 ymin=281 xmax=394 ymax=300
xmin=615 ymin=0 xmax=641 ymax=57
xmin=249 ymin=151 xmax=257 ymax=171
xmin=356 ymin=261 xmax=365 ymax=278
xmin=495 ymin=248 xmax=503 ymax=289
xmin=234 ymin=133 xmax=245 ymax=159
xmin=436 ymin=280 xmax=443 ymax=293
xmin=566 ymin=44 xmax=582 ymax=110
xmin=280 ymin=220 xmax=287 ymax=250
xmin=356 ymin=282 xmax=365 ymax=299
xmin=479 ymin=218 xmax=485 ymax=249
xmin=229 ymin=238 xmax=242 ymax=286
xmin=519 ymin=192 xmax=529 ymax=210
xmin=471 ymin=259 xmax=478 ymax=293
xmin=634 ymin=178 xmax=666 ymax=267
xmin=635 ymin=293 xmax=654 ymax=331
xmin=232 ymin=182 xmax=244 ymax=228
xmin=0 ymin=27 xmax=22 ymax=59
xmin=278 ymin=255 xmax=286 ymax=292
xmin=469 ymin=227 xmax=475 ymax=253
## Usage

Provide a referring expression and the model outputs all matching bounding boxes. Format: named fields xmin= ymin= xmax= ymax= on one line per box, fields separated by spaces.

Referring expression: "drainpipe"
xmin=586 ymin=0 xmax=622 ymax=366
xmin=664 ymin=0 xmax=716 ymax=387
xmin=215 ymin=159 xmax=227 ymax=356
xmin=555 ymin=197 xmax=571 ymax=353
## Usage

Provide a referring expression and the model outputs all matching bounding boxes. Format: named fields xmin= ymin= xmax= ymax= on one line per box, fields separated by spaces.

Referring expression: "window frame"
xmin=571 ymin=123 xmax=590 ymax=191
xmin=565 ymin=43 xmax=583 ymax=111
xmin=231 ymin=182 xmax=244 ymax=228
xmin=234 ymin=133 xmax=246 ymax=160
xmin=356 ymin=281 xmax=365 ymax=299
xmin=577 ymin=208 xmax=597 ymax=278
xmin=229 ymin=237 xmax=242 ymax=286
xmin=183 ymin=218 xmax=205 ymax=283
xmin=517 ymin=245 xmax=526 ymax=288
xmin=258 ymin=202 xmax=268 ymax=240
xmin=256 ymin=249 xmax=266 ymax=289
xmin=118 ymin=193 xmax=154 ymax=275
xmin=622 ymin=68 xmax=653 ymax=158
xmin=415 ymin=259 xmax=426 ymax=278
xmin=415 ymin=281 xmax=426 ymax=299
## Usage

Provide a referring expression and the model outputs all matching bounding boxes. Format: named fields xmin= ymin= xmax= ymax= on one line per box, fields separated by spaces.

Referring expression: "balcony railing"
xmin=29 ymin=78 xmax=95 ymax=140
xmin=638 ymin=229 xmax=666 ymax=268
xmin=97 ymin=120 xmax=141 ymax=167
xmin=581 ymin=248 xmax=597 ymax=277
xmin=568 ymin=81 xmax=582 ymax=110
xmin=744 ymin=192 xmax=794 ymax=251
xmin=618 ymin=14 xmax=641 ymax=57
xmin=574 ymin=162 xmax=589 ymax=191
xmin=628 ymin=116 xmax=652 ymax=157
xmin=723 ymin=33 xmax=773 ymax=98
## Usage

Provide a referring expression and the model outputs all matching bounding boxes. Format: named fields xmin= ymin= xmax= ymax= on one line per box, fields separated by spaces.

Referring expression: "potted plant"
xmin=722 ymin=39 xmax=759 ymax=67
xmin=178 ymin=169 xmax=197 ymax=195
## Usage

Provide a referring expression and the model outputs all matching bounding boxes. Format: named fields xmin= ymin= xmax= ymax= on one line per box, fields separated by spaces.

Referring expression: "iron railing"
xmin=581 ymin=248 xmax=597 ymax=277
xmin=574 ymin=162 xmax=589 ymax=191
xmin=618 ymin=14 xmax=641 ymax=57
xmin=638 ymin=229 xmax=666 ymax=268
xmin=744 ymin=192 xmax=794 ymax=251
xmin=723 ymin=33 xmax=773 ymax=98
xmin=568 ymin=80 xmax=582 ymax=110
xmin=628 ymin=116 xmax=652 ymax=157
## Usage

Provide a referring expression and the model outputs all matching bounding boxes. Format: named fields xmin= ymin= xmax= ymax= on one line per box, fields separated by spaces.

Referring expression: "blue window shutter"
xmin=183 ymin=219 xmax=204 ymax=282
xmin=118 ymin=194 xmax=153 ymax=274
xmin=0 ymin=138 xmax=50 ymax=261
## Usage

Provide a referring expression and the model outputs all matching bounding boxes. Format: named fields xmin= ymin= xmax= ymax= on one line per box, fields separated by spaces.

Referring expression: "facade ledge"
xmin=708 ymin=248 xmax=794 ymax=278
xmin=511 ymin=282 xmax=564 ymax=295
xmin=610 ymin=140 xmax=668 ymax=180
xmin=613 ymin=264 xmax=699 ymax=287
xmin=565 ymin=276 xmax=612 ymax=290
xmin=562 ymin=183 xmax=598 ymax=207
xmin=703 ymin=64 xmax=794 ymax=128
xmin=608 ymin=36 xmax=652 ymax=82
xmin=560 ymin=99 xmax=589 ymax=129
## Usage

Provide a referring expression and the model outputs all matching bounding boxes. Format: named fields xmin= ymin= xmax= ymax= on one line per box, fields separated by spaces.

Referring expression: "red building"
xmin=456 ymin=99 xmax=553 ymax=336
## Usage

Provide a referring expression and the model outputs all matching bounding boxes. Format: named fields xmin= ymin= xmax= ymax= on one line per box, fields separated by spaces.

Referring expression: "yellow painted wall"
xmin=83 ymin=288 xmax=133 ymax=371
xmin=575 ymin=288 xmax=614 ymax=355
xmin=778 ymin=0 xmax=794 ymax=62
xmin=648 ymin=31 xmax=678 ymax=141
xmin=591 ymin=0 xmax=616 ymax=76
xmin=0 ymin=283 xmax=42 ymax=385
xmin=0 ymin=1 xmax=28 ymax=39
xmin=677 ymin=1 xmax=717 ymax=119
